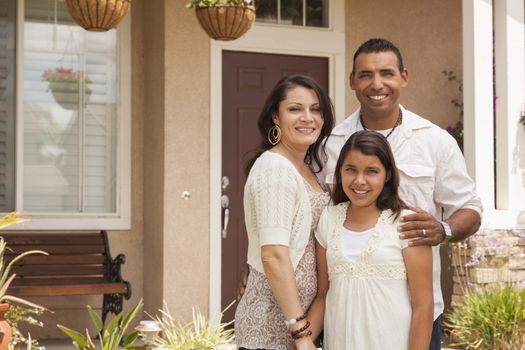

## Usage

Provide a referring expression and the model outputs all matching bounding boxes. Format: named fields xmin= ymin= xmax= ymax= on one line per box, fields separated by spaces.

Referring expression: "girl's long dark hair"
xmin=245 ymin=75 xmax=335 ymax=175
xmin=332 ymin=131 xmax=407 ymax=218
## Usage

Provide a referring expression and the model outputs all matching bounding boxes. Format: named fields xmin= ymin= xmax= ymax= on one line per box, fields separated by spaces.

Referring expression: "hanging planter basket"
xmin=195 ymin=4 xmax=255 ymax=41
xmin=49 ymin=82 xmax=92 ymax=111
xmin=42 ymin=68 xmax=92 ymax=111
xmin=64 ymin=0 xmax=131 ymax=32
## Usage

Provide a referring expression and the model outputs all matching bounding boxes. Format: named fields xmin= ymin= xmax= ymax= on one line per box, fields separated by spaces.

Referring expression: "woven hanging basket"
xmin=65 ymin=0 xmax=131 ymax=32
xmin=195 ymin=5 xmax=255 ymax=41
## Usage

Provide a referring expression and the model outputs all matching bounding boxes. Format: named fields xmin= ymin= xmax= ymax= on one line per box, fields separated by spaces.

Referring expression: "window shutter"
xmin=0 ymin=0 xmax=16 ymax=212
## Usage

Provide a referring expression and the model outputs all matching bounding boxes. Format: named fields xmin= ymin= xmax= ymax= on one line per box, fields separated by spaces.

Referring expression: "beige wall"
xmin=142 ymin=0 xmax=166 ymax=316
xmin=161 ymin=0 xmax=211 ymax=319
xmin=345 ymin=0 xmax=463 ymax=129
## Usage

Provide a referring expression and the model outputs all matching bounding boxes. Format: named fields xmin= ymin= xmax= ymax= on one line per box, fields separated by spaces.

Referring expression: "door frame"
xmin=209 ymin=0 xmax=346 ymax=315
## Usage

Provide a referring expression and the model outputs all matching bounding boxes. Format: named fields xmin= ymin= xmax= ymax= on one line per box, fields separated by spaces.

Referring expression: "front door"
xmin=221 ymin=51 xmax=328 ymax=322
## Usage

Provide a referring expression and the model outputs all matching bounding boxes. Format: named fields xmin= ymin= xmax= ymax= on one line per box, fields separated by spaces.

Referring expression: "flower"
xmin=186 ymin=0 xmax=253 ymax=9
xmin=41 ymin=67 xmax=92 ymax=85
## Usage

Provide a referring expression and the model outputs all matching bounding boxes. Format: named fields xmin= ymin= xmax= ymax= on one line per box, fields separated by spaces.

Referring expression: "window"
xmin=255 ymin=0 xmax=330 ymax=28
xmin=0 ymin=0 xmax=131 ymax=229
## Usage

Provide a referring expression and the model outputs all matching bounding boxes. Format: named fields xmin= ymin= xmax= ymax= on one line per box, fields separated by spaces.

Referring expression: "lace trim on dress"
xmin=327 ymin=203 xmax=407 ymax=280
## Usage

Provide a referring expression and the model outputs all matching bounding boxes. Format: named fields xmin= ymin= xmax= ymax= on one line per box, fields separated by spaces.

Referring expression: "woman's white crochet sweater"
xmin=244 ymin=151 xmax=313 ymax=273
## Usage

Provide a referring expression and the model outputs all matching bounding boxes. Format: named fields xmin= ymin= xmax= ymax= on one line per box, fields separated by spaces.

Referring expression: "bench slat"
xmin=12 ymin=265 xmax=106 ymax=276
xmin=10 ymin=277 xmax=108 ymax=286
xmin=5 ymin=245 xmax=105 ymax=254
xmin=6 ymin=255 xmax=106 ymax=265
xmin=3 ymin=235 xmax=104 ymax=245
xmin=9 ymin=283 xmax=128 ymax=297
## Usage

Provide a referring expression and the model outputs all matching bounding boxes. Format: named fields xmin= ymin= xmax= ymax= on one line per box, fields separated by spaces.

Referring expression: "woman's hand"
xmin=294 ymin=337 xmax=317 ymax=350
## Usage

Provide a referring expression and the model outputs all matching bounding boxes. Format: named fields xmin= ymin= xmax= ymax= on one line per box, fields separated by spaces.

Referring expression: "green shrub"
xmin=445 ymin=284 xmax=525 ymax=349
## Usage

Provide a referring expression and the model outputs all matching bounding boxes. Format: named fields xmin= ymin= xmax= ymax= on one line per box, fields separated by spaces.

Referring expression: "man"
xmin=323 ymin=38 xmax=482 ymax=349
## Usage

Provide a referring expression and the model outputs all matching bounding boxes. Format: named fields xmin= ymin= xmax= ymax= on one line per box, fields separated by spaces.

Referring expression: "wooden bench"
xmin=3 ymin=231 xmax=131 ymax=324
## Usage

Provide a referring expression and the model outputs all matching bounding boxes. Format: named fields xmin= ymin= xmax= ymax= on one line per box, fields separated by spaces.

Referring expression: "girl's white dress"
xmin=315 ymin=203 xmax=416 ymax=350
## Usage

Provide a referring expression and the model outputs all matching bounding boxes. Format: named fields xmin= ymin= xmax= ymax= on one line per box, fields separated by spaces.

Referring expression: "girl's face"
xmin=340 ymin=149 xmax=388 ymax=210
xmin=272 ymin=86 xmax=324 ymax=150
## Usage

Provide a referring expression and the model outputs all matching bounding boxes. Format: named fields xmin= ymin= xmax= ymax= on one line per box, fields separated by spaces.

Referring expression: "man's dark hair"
xmin=352 ymin=38 xmax=404 ymax=74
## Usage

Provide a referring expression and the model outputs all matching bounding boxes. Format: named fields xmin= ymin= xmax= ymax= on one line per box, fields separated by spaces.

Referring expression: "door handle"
xmin=222 ymin=209 xmax=229 ymax=239
xmin=221 ymin=194 xmax=229 ymax=239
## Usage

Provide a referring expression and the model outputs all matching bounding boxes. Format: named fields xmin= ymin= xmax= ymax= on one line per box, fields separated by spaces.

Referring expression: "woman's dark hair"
xmin=332 ymin=130 xmax=407 ymax=217
xmin=245 ymin=74 xmax=335 ymax=174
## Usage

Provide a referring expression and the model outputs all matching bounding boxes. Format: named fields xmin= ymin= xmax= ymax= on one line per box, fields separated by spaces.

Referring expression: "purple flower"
xmin=466 ymin=250 xmax=483 ymax=267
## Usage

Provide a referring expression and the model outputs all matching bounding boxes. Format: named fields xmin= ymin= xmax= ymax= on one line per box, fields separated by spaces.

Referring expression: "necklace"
xmin=359 ymin=109 xmax=403 ymax=138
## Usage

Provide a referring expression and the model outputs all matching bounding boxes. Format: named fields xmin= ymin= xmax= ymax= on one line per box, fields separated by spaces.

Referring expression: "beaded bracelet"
xmin=284 ymin=313 xmax=307 ymax=327
xmin=292 ymin=329 xmax=313 ymax=340
xmin=290 ymin=320 xmax=310 ymax=338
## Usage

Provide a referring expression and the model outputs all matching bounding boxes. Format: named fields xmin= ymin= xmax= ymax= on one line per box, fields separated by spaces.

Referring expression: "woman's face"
xmin=340 ymin=149 xmax=388 ymax=210
xmin=272 ymin=86 xmax=324 ymax=150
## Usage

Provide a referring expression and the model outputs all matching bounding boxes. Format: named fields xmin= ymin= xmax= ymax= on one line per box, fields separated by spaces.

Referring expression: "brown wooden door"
xmin=221 ymin=51 xmax=328 ymax=321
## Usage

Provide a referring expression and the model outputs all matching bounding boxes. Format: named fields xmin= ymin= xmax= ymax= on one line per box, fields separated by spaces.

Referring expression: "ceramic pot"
xmin=0 ymin=303 xmax=12 ymax=350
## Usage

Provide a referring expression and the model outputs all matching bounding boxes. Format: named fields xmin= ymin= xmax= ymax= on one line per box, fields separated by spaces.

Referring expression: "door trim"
xmin=209 ymin=0 xmax=346 ymax=315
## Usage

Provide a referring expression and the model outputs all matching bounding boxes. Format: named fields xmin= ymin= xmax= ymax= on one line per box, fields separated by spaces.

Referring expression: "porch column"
xmin=494 ymin=0 xmax=525 ymax=213
xmin=462 ymin=0 xmax=495 ymax=210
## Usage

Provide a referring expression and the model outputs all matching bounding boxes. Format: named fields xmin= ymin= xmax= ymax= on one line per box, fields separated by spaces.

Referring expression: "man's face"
xmin=350 ymin=51 xmax=408 ymax=120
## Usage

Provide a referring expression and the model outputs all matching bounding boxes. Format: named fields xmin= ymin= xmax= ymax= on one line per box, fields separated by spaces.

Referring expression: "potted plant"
xmin=41 ymin=67 xmax=92 ymax=110
xmin=150 ymin=301 xmax=235 ymax=350
xmin=5 ymin=304 xmax=45 ymax=350
xmin=64 ymin=0 xmax=131 ymax=32
xmin=186 ymin=0 xmax=256 ymax=41
xmin=0 ymin=212 xmax=48 ymax=350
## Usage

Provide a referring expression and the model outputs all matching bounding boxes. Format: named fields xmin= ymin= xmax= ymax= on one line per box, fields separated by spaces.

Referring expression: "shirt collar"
xmin=332 ymin=105 xmax=432 ymax=139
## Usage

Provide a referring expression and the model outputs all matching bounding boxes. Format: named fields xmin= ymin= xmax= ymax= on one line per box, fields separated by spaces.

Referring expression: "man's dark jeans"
xmin=429 ymin=314 xmax=443 ymax=350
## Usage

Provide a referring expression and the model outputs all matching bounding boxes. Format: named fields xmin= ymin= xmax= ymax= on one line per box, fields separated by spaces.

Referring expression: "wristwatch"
xmin=440 ymin=221 xmax=452 ymax=244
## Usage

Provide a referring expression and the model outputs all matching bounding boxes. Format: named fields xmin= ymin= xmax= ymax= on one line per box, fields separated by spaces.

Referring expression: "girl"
xmin=309 ymin=130 xmax=433 ymax=349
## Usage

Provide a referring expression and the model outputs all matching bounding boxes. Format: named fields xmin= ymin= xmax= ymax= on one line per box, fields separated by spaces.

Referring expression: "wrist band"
xmin=284 ymin=313 xmax=307 ymax=327
xmin=290 ymin=320 xmax=310 ymax=337
xmin=292 ymin=329 xmax=312 ymax=340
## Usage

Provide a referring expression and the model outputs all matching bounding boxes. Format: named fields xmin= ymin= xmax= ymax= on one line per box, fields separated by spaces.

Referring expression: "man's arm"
xmin=398 ymin=206 xmax=481 ymax=246
xmin=399 ymin=131 xmax=482 ymax=246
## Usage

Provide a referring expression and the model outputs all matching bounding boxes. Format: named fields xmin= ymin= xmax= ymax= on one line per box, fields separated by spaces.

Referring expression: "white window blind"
xmin=0 ymin=0 xmax=15 ymax=212
xmin=23 ymin=0 xmax=117 ymax=213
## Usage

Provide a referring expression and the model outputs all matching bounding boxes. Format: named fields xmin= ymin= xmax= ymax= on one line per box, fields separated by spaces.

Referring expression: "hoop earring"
xmin=268 ymin=124 xmax=281 ymax=146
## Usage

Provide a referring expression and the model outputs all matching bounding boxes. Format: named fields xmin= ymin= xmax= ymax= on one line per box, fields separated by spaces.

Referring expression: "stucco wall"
xmin=140 ymin=0 xmax=211 ymax=322
xmin=345 ymin=0 xmax=463 ymax=129
xmin=142 ymin=0 xmax=166 ymax=317
xmin=162 ymin=0 xmax=211 ymax=320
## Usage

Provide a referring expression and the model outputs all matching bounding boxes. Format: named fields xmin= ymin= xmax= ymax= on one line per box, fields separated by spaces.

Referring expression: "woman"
xmin=235 ymin=75 xmax=335 ymax=350
xmin=310 ymin=131 xmax=433 ymax=349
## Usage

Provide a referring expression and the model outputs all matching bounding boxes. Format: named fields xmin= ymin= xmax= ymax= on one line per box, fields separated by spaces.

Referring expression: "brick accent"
xmin=450 ymin=229 xmax=525 ymax=305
